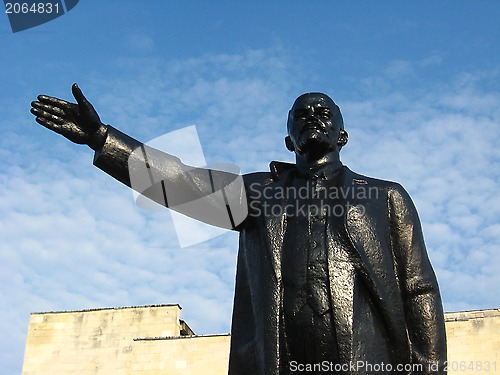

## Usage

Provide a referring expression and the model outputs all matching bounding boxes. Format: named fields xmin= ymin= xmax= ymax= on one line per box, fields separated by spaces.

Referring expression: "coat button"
xmin=311 ymin=241 xmax=318 ymax=248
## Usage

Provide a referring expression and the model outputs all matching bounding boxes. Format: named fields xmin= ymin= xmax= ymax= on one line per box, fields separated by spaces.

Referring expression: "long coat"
xmin=93 ymin=126 xmax=447 ymax=374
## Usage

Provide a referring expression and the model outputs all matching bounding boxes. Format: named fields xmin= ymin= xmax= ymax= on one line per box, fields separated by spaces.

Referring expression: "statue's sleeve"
xmin=389 ymin=185 xmax=447 ymax=374
xmin=93 ymin=126 xmax=248 ymax=230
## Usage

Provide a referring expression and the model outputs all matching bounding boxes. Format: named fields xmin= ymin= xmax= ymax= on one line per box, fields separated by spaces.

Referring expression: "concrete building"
xmin=22 ymin=305 xmax=230 ymax=375
xmin=22 ymin=305 xmax=499 ymax=374
xmin=445 ymin=309 xmax=499 ymax=374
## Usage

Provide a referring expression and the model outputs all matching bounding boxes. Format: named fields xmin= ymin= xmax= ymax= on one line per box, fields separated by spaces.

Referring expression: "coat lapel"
xmin=265 ymin=162 xmax=296 ymax=283
xmin=342 ymin=168 xmax=409 ymax=354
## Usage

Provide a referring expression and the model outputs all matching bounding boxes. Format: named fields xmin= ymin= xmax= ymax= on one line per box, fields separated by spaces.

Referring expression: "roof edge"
xmin=30 ymin=304 xmax=182 ymax=315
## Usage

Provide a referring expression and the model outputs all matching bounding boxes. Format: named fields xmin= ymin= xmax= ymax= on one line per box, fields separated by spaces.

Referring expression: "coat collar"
xmin=269 ymin=160 xmax=368 ymax=187
xmin=269 ymin=160 xmax=344 ymax=181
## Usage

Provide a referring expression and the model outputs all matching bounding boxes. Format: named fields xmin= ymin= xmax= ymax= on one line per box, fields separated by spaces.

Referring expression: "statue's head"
xmin=285 ymin=93 xmax=348 ymax=158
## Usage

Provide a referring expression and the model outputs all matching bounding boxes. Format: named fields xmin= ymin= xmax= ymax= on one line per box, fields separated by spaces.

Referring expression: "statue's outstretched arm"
xmin=31 ymin=84 xmax=247 ymax=230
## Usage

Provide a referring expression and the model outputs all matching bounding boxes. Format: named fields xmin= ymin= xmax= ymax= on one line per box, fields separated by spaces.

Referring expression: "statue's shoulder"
xmin=343 ymin=166 xmax=404 ymax=193
xmin=268 ymin=160 xmax=297 ymax=180
xmin=242 ymin=170 xmax=274 ymax=187
xmin=242 ymin=161 xmax=295 ymax=185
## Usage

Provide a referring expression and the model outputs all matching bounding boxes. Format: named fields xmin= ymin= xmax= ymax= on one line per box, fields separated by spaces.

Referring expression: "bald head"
xmin=285 ymin=93 xmax=347 ymax=158
xmin=290 ymin=93 xmax=344 ymax=131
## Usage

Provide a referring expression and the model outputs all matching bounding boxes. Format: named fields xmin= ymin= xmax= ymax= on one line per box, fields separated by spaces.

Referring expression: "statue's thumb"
xmin=71 ymin=83 xmax=87 ymax=107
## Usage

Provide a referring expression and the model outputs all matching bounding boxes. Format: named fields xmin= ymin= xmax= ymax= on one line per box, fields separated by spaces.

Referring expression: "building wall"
xmin=445 ymin=309 xmax=500 ymax=374
xmin=22 ymin=305 xmax=499 ymax=374
xmin=22 ymin=305 xmax=179 ymax=374
xmin=131 ymin=336 xmax=230 ymax=375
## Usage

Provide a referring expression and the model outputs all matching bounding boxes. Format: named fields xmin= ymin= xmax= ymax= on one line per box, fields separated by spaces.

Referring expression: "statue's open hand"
xmin=31 ymin=83 xmax=106 ymax=149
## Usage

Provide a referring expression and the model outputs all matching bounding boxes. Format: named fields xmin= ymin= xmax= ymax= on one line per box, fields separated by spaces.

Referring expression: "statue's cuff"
xmin=88 ymin=124 xmax=109 ymax=151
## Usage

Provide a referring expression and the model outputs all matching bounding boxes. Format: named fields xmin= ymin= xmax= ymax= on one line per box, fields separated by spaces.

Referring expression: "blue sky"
xmin=1 ymin=1 xmax=499 ymax=373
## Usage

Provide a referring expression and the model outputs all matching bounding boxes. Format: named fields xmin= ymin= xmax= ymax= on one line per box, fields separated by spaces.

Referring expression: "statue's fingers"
xmin=34 ymin=116 xmax=61 ymax=133
xmin=37 ymin=95 xmax=73 ymax=109
xmin=31 ymin=101 xmax=66 ymax=117
xmin=30 ymin=107 xmax=45 ymax=118
xmin=30 ymin=107 xmax=65 ymax=125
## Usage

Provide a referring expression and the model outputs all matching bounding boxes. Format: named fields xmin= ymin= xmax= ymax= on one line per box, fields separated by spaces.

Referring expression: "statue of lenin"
xmin=31 ymin=84 xmax=447 ymax=374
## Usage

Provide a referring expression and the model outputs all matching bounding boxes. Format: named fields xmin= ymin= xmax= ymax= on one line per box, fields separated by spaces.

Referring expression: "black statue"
xmin=31 ymin=84 xmax=447 ymax=374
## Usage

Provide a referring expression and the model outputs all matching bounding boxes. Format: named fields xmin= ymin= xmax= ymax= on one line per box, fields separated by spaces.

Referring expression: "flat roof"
xmin=134 ymin=333 xmax=231 ymax=341
xmin=445 ymin=308 xmax=500 ymax=322
xmin=30 ymin=304 xmax=182 ymax=315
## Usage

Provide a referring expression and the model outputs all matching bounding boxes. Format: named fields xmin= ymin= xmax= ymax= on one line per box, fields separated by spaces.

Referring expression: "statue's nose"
xmin=306 ymin=110 xmax=319 ymax=122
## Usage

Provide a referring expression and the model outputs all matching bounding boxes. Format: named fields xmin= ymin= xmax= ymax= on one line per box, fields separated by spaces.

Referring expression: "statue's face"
xmin=287 ymin=93 xmax=343 ymax=156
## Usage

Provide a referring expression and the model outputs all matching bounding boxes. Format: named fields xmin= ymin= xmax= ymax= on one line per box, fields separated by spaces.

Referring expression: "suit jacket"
xmin=93 ymin=126 xmax=447 ymax=374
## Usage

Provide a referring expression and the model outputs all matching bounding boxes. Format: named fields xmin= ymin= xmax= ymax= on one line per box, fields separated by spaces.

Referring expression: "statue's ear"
xmin=285 ymin=136 xmax=295 ymax=152
xmin=337 ymin=129 xmax=348 ymax=148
